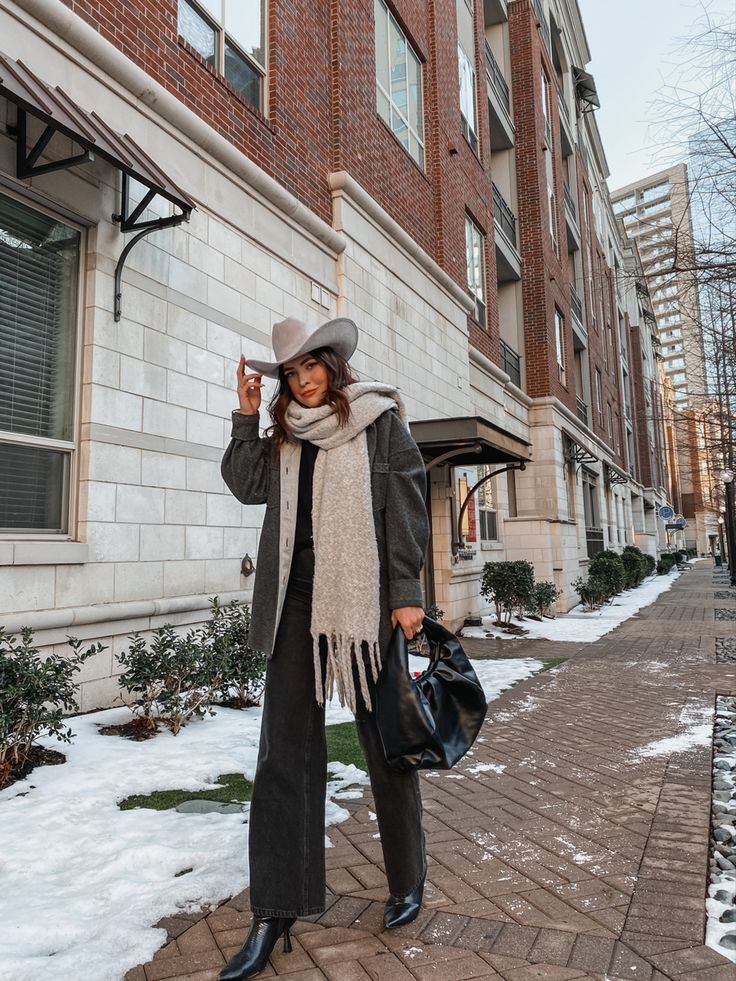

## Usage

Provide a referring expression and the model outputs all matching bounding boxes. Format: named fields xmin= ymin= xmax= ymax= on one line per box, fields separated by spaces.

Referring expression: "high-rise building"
xmin=611 ymin=164 xmax=706 ymax=412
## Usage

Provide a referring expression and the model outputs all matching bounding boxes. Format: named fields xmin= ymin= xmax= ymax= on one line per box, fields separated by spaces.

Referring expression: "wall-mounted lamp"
xmin=241 ymin=554 xmax=255 ymax=578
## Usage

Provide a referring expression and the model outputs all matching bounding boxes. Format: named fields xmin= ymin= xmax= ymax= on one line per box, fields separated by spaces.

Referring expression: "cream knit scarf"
xmin=285 ymin=382 xmax=405 ymax=713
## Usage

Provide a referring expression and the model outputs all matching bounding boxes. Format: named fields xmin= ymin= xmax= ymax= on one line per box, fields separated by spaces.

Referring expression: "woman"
xmin=219 ymin=316 xmax=430 ymax=981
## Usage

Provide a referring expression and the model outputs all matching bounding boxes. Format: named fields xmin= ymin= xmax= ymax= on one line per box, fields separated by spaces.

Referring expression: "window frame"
xmin=465 ymin=214 xmax=487 ymax=327
xmin=374 ymin=0 xmax=426 ymax=169
xmin=476 ymin=465 xmax=500 ymax=545
xmin=0 ymin=189 xmax=85 ymax=542
xmin=554 ymin=307 xmax=565 ymax=378
xmin=178 ymin=0 xmax=267 ymax=113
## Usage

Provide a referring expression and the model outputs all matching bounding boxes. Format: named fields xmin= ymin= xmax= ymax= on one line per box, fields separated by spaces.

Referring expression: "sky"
xmin=576 ymin=0 xmax=735 ymax=193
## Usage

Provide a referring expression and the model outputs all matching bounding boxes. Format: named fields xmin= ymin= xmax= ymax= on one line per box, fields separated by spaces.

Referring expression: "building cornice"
xmin=328 ymin=170 xmax=475 ymax=314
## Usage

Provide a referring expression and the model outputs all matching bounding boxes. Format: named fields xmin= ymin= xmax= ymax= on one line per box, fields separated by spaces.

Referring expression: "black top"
xmin=294 ymin=440 xmax=319 ymax=550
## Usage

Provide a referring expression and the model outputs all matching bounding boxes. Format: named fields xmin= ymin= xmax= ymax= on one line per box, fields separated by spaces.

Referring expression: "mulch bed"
xmin=97 ymin=718 xmax=159 ymax=741
xmin=2 ymin=745 xmax=66 ymax=790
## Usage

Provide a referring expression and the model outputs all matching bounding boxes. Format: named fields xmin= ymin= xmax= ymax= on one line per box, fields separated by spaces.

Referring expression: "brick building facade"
xmin=1 ymin=0 xmax=674 ymax=707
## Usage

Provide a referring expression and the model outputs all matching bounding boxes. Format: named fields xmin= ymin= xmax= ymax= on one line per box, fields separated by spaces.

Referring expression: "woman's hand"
xmin=237 ymin=355 xmax=263 ymax=415
xmin=391 ymin=606 xmax=425 ymax=640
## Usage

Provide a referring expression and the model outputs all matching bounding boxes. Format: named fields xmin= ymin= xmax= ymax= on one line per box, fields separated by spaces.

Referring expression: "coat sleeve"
xmin=221 ymin=411 xmax=273 ymax=505
xmin=384 ymin=410 xmax=430 ymax=610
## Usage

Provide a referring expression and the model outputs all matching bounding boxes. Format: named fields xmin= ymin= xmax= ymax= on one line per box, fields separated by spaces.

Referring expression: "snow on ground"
xmin=634 ymin=702 xmax=713 ymax=760
xmin=0 ymin=654 xmax=542 ymax=981
xmin=461 ymin=570 xmax=683 ymax=644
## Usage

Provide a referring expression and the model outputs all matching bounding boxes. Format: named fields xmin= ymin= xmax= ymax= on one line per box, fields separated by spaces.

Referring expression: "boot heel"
xmin=282 ymin=924 xmax=292 ymax=954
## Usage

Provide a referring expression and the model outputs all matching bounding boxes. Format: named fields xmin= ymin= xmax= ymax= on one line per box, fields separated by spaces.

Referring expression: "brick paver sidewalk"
xmin=129 ymin=563 xmax=736 ymax=981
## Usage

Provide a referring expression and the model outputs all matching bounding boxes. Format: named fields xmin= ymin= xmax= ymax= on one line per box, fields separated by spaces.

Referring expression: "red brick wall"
xmin=61 ymin=0 xmax=505 ymax=358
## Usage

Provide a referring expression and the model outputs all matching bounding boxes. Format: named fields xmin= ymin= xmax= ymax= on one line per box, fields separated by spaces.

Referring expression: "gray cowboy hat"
xmin=247 ymin=316 xmax=359 ymax=378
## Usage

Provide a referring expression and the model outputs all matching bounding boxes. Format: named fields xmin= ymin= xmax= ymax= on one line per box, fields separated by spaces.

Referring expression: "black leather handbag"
xmin=374 ymin=616 xmax=488 ymax=772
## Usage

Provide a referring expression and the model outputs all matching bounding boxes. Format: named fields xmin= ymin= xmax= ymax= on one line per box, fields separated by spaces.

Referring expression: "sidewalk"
xmin=128 ymin=563 xmax=736 ymax=981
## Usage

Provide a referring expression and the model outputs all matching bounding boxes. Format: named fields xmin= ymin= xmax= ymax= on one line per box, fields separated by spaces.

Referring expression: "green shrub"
xmin=588 ymin=551 xmax=625 ymax=599
xmin=423 ymin=603 xmax=445 ymax=622
xmin=527 ymin=581 xmax=561 ymax=617
xmin=118 ymin=623 xmax=229 ymax=736
xmin=643 ymin=553 xmax=656 ymax=576
xmin=686 ymin=547 xmax=697 ymax=558
xmin=672 ymin=550 xmax=684 ymax=565
xmin=572 ymin=575 xmax=608 ymax=610
xmin=209 ymin=598 xmax=266 ymax=708
xmin=0 ymin=627 xmax=106 ymax=788
xmin=657 ymin=554 xmax=676 ymax=575
xmin=480 ymin=560 xmax=535 ymax=625
xmin=621 ymin=546 xmax=648 ymax=588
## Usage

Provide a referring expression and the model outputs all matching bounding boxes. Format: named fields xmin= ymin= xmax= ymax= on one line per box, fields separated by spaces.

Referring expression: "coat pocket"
xmin=371 ymin=461 xmax=389 ymax=511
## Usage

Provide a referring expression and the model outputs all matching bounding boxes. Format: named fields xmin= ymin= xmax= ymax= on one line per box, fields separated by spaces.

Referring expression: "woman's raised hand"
xmin=237 ymin=355 xmax=263 ymax=415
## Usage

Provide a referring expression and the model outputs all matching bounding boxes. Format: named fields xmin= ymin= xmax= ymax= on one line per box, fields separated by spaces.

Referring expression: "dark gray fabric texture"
xmin=221 ymin=407 xmax=430 ymax=660
xmin=248 ymin=547 xmax=426 ymax=917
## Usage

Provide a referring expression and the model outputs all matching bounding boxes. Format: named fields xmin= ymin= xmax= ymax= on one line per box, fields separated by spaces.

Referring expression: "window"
xmin=0 ymin=192 xmax=81 ymax=533
xmin=640 ymin=180 xmax=669 ymax=203
xmin=477 ymin=465 xmax=498 ymax=542
xmin=642 ymin=199 xmax=669 ymax=216
xmin=456 ymin=0 xmax=478 ymax=152
xmin=582 ymin=469 xmax=599 ymax=529
xmin=613 ymin=194 xmax=635 ymax=215
xmin=546 ymin=150 xmax=557 ymax=252
xmin=671 ymin=371 xmax=687 ymax=384
xmin=507 ymin=468 xmax=518 ymax=518
xmin=178 ymin=0 xmax=266 ymax=110
xmin=554 ymin=309 xmax=565 ymax=374
xmin=607 ymin=402 xmax=614 ymax=442
xmin=375 ymin=0 xmax=425 ymax=168
xmin=465 ymin=215 xmax=486 ymax=326
xmin=594 ymin=368 xmax=603 ymax=420
xmin=541 ymin=69 xmax=552 ymax=147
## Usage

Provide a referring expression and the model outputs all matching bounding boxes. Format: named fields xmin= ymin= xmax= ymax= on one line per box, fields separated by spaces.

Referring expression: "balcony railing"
xmin=586 ymin=527 xmax=604 ymax=560
xmin=500 ymin=339 xmax=522 ymax=388
xmin=564 ymin=181 xmax=577 ymax=219
xmin=485 ymin=41 xmax=511 ymax=115
xmin=576 ymin=396 xmax=588 ymax=427
xmin=571 ymin=285 xmax=584 ymax=325
xmin=492 ymin=183 xmax=517 ymax=247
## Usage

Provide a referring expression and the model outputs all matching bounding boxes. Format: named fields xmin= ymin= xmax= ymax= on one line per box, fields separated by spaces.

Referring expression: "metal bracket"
xmin=14 ymin=109 xmax=91 ymax=178
xmin=605 ymin=464 xmax=628 ymax=486
xmin=113 ymin=172 xmax=191 ymax=321
xmin=564 ymin=439 xmax=597 ymax=473
xmin=455 ymin=462 xmax=526 ymax=552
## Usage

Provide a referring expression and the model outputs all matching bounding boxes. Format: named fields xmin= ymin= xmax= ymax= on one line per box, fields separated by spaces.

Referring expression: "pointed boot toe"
xmin=383 ymin=882 xmax=424 ymax=929
xmin=219 ymin=916 xmax=295 ymax=980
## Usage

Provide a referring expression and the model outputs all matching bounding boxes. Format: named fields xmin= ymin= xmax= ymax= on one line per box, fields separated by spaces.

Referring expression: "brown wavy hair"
xmin=266 ymin=347 xmax=359 ymax=448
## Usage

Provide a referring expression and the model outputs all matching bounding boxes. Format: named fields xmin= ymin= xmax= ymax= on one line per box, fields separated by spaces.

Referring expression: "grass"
xmin=118 ymin=772 xmax=253 ymax=811
xmin=326 ymin=721 xmax=367 ymax=772
xmin=117 ymin=724 xmax=366 ymax=811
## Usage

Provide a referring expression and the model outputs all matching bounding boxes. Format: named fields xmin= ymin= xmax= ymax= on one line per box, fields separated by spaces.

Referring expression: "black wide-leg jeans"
xmin=248 ymin=547 xmax=426 ymax=918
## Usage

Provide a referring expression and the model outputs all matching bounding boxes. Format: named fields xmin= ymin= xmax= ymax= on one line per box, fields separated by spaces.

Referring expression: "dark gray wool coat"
xmin=221 ymin=407 xmax=430 ymax=659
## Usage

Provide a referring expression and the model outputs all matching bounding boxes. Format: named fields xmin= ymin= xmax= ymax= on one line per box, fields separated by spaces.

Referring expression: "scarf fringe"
xmin=313 ymin=633 xmax=382 ymax=714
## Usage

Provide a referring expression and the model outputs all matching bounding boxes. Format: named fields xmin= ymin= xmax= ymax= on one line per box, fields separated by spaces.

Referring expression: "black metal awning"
xmin=409 ymin=416 xmax=532 ymax=470
xmin=0 ymin=49 xmax=195 ymax=321
xmin=0 ymin=50 xmax=194 ymax=218
xmin=572 ymin=67 xmax=600 ymax=111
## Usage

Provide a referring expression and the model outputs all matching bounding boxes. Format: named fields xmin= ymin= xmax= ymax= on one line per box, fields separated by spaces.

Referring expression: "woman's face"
xmin=283 ymin=353 xmax=329 ymax=407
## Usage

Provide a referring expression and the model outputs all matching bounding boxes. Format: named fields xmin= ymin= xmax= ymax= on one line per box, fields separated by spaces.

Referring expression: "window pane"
xmin=178 ymin=0 xmax=216 ymax=66
xmin=225 ymin=0 xmax=265 ymax=68
xmin=391 ymin=107 xmax=409 ymax=148
xmin=224 ymin=40 xmax=262 ymax=109
xmin=408 ymin=49 xmax=423 ymax=141
xmin=374 ymin=0 xmax=390 ymax=94
xmin=389 ymin=20 xmax=408 ymax=117
xmin=0 ymin=193 xmax=79 ymax=442
xmin=197 ymin=0 xmax=222 ymax=20
xmin=0 ymin=443 xmax=68 ymax=532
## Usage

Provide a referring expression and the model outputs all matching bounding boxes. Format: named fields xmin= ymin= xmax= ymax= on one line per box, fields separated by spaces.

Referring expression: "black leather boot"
xmin=218 ymin=916 xmax=296 ymax=980
xmin=384 ymin=880 xmax=424 ymax=929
